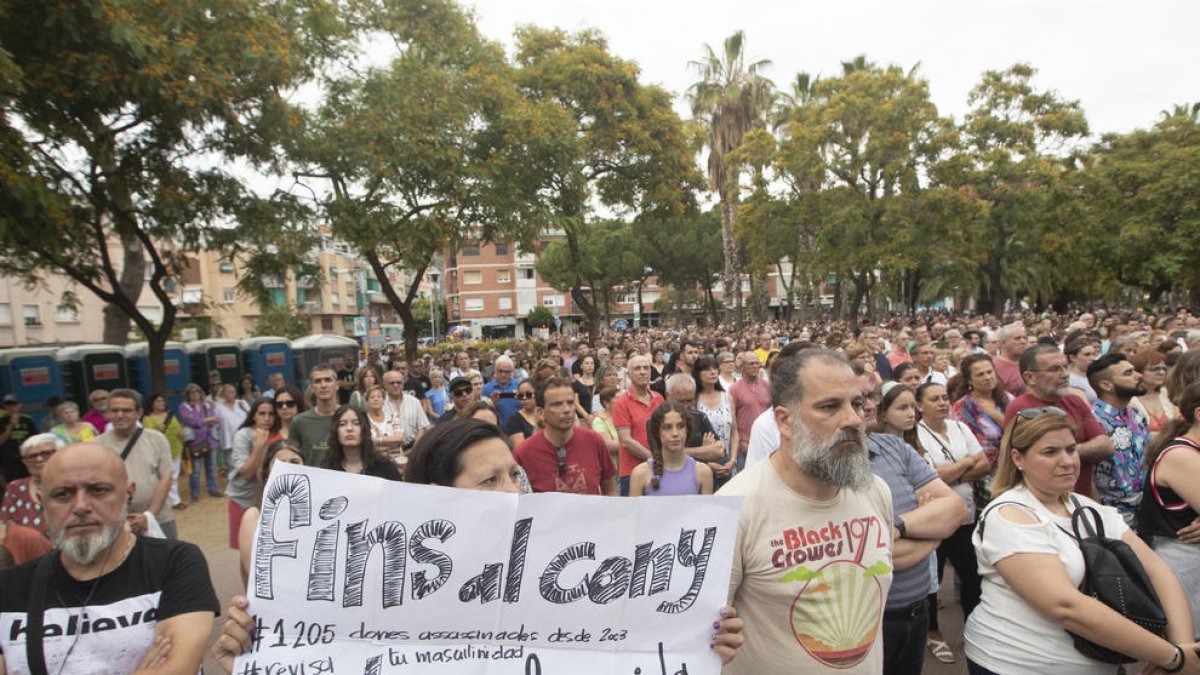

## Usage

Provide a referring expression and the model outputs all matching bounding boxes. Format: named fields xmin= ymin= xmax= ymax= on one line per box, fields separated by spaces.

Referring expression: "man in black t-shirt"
xmin=335 ymin=356 xmax=356 ymax=405
xmin=0 ymin=395 xmax=37 ymax=482
xmin=0 ymin=443 xmax=218 ymax=673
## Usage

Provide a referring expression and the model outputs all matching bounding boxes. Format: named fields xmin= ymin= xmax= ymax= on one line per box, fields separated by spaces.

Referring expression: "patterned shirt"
xmin=1090 ymin=399 xmax=1149 ymax=517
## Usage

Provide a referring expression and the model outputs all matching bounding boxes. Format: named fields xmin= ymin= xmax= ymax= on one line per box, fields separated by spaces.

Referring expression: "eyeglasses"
xmin=22 ymin=450 xmax=55 ymax=463
xmin=451 ymin=388 xmax=473 ymax=397
xmin=1028 ymin=365 xmax=1069 ymax=374
xmin=516 ymin=392 xmax=534 ymax=400
xmin=1015 ymin=406 xmax=1067 ymax=420
xmin=274 ymin=400 xmax=297 ymax=409
xmin=385 ymin=380 xmax=404 ymax=386
xmin=1145 ymin=366 xmax=1169 ymax=374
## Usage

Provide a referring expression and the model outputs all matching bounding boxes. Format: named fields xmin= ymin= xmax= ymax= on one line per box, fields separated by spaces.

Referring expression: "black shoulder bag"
xmin=1060 ymin=496 xmax=1167 ymax=664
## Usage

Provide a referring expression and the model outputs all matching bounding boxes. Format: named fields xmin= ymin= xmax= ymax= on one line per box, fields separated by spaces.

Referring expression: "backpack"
xmin=1060 ymin=496 xmax=1167 ymax=664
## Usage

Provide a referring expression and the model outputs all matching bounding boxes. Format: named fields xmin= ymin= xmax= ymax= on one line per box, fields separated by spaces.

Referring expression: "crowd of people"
xmin=2 ymin=305 xmax=1200 ymax=673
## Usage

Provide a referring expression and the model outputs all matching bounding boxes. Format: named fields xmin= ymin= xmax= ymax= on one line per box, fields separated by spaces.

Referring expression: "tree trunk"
xmin=831 ymin=274 xmax=844 ymax=320
xmin=719 ymin=199 xmax=743 ymax=328
xmin=102 ymin=231 xmax=145 ymax=345
xmin=570 ymin=287 xmax=602 ymax=339
xmin=363 ymin=251 xmax=426 ymax=362
xmin=849 ymin=271 xmax=872 ymax=319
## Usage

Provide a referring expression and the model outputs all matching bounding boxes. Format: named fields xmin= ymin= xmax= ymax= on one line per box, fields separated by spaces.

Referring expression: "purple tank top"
xmin=645 ymin=456 xmax=700 ymax=496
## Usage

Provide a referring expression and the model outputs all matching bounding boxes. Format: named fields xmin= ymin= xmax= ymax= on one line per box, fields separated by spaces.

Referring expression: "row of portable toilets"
xmin=0 ymin=334 xmax=362 ymax=428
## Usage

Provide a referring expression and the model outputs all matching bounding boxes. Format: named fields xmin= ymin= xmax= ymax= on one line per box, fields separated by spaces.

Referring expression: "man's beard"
xmin=52 ymin=504 xmax=127 ymax=566
xmin=788 ymin=419 xmax=873 ymax=490
xmin=1115 ymin=382 xmax=1147 ymax=399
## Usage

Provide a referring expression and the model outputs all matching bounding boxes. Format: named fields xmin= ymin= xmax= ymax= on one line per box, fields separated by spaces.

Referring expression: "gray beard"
xmin=53 ymin=504 xmax=128 ymax=566
xmin=788 ymin=420 xmax=873 ymax=490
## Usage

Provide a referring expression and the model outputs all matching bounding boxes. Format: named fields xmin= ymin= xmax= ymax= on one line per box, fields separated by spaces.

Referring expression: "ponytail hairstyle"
xmin=647 ymin=401 xmax=693 ymax=492
xmin=1146 ymin=381 xmax=1200 ymax=467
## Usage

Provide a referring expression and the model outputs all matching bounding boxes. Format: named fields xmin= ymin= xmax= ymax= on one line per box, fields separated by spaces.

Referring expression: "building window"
xmin=55 ymin=306 xmax=79 ymax=323
xmin=219 ymin=262 xmax=235 ymax=274
xmin=618 ymin=293 xmax=637 ymax=304
xmin=520 ymin=267 xmax=535 ymax=281
xmin=464 ymin=270 xmax=482 ymax=285
xmin=330 ymin=267 xmax=339 ymax=280
xmin=465 ymin=298 xmax=484 ymax=312
xmin=22 ymin=305 xmax=41 ymax=326
xmin=494 ymin=243 xmax=508 ymax=256
xmin=542 ymin=295 xmax=562 ymax=307
xmin=222 ymin=290 xmax=236 ymax=305
xmin=321 ymin=317 xmax=333 ymax=332
xmin=498 ymin=296 xmax=513 ymax=311
xmin=0 ymin=303 xmax=10 ymax=326
xmin=496 ymin=270 xmax=510 ymax=284
xmin=331 ymin=292 xmax=340 ymax=306
xmin=460 ymin=245 xmax=480 ymax=257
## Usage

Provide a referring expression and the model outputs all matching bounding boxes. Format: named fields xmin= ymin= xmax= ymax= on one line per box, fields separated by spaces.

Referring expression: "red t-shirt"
xmin=514 ymin=428 xmax=617 ymax=495
xmin=1005 ymin=392 xmax=1108 ymax=496
xmin=611 ymin=388 xmax=663 ymax=477
xmin=993 ymin=357 xmax=1026 ymax=397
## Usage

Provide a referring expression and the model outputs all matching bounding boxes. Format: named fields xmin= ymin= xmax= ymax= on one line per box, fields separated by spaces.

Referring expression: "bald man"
xmin=0 ymin=443 xmax=218 ymax=674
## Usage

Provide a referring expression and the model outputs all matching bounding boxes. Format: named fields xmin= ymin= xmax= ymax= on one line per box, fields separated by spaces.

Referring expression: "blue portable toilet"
xmin=240 ymin=337 xmax=294 ymax=391
xmin=57 ymin=344 xmax=130 ymax=410
xmin=185 ymin=339 xmax=243 ymax=389
xmin=291 ymin=334 xmax=359 ymax=388
xmin=0 ymin=348 xmax=65 ymax=428
xmin=125 ymin=341 xmax=191 ymax=410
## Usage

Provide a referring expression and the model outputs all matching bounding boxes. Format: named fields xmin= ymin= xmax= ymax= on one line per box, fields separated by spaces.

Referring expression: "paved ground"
xmin=180 ymin=476 xmax=968 ymax=674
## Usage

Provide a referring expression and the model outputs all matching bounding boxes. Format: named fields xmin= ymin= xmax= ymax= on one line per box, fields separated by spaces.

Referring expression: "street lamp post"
xmin=428 ymin=271 xmax=441 ymax=341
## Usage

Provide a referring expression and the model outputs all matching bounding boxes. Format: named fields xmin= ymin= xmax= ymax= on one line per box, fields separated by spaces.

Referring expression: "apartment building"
xmin=443 ymin=241 xmax=667 ymax=338
xmin=0 ymin=231 xmax=422 ymax=346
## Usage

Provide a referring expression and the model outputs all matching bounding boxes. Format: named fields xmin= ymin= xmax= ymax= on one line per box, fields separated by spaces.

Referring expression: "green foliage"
xmin=525 ymin=306 xmax=555 ymax=328
xmin=952 ymin=63 xmax=1091 ymax=313
xmin=252 ymin=304 xmax=311 ymax=340
xmin=515 ymin=27 xmax=699 ymax=335
xmin=0 ymin=0 xmax=342 ymax=391
xmin=1085 ymin=108 xmax=1200 ymax=305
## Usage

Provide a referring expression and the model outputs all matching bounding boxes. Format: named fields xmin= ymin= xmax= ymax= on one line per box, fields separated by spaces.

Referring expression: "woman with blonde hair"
xmin=964 ymin=408 xmax=1200 ymax=674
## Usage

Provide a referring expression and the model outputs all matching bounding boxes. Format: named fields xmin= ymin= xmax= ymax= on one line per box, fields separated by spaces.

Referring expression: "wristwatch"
xmin=894 ymin=517 xmax=907 ymax=539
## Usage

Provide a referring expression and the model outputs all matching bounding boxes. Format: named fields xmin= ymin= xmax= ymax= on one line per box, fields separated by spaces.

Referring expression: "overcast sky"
xmin=467 ymin=0 xmax=1199 ymax=137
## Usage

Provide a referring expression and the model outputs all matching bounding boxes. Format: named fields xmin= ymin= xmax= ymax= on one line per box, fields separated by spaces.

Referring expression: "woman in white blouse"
xmin=915 ymin=382 xmax=990 ymax=660
xmin=964 ymin=408 xmax=1199 ymax=675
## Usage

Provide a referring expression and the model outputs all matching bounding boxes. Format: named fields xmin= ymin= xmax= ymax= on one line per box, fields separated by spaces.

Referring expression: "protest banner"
xmin=234 ymin=465 xmax=743 ymax=675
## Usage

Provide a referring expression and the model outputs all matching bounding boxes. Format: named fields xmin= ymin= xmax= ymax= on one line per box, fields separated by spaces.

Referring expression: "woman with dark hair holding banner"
xmin=211 ymin=418 xmax=745 ymax=671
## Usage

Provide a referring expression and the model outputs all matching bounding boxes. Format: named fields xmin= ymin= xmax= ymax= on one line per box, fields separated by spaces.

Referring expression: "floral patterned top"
xmin=951 ymin=393 xmax=1012 ymax=468
xmin=1091 ymin=399 xmax=1150 ymax=518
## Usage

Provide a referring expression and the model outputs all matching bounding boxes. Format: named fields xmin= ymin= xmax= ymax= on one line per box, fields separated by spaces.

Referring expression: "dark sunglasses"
xmin=451 ymin=388 xmax=473 ymax=397
xmin=556 ymin=446 xmax=567 ymax=476
xmin=1015 ymin=406 xmax=1066 ymax=420
xmin=274 ymin=399 xmax=297 ymax=409
xmin=516 ymin=392 xmax=534 ymax=400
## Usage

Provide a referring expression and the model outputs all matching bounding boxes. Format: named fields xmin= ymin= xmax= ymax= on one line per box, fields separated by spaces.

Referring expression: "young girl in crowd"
xmin=629 ymin=402 xmax=713 ymax=496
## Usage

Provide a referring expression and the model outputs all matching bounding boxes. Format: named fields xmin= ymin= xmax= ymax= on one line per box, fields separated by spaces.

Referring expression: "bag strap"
xmin=918 ymin=421 xmax=958 ymax=464
xmin=120 ymin=428 xmax=143 ymax=461
xmin=1069 ymin=495 xmax=1104 ymax=540
xmin=25 ymin=553 xmax=55 ymax=675
xmin=163 ymin=412 xmax=176 ymax=429
xmin=976 ymin=500 xmax=1040 ymax=538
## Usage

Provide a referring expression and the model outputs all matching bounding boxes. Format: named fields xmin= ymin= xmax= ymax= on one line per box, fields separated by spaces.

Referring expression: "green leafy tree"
xmin=953 ymin=63 xmax=1090 ymax=314
xmin=514 ymin=27 xmax=699 ymax=336
xmin=252 ymin=304 xmax=311 ymax=340
xmin=292 ymin=0 xmax=553 ymax=360
xmin=1085 ymin=105 xmax=1200 ymax=307
xmin=526 ymin=306 xmax=554 ymax=330
xmin=0 ymin=0 xmax=340 ymax=391
xmin=775 ymin=58 xmax=958 ymax=318
xmin=537 ymin=220 xmax=652 ymax=324
xmin=688 ymin=30 xmax=775 ymax=326
xmin=638 ymin=211 xmax=725 ymax=320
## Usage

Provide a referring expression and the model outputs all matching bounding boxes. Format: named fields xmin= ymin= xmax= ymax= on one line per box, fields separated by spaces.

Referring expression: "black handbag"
xmin=1060 ymin=496 xmax=1167 ymax=664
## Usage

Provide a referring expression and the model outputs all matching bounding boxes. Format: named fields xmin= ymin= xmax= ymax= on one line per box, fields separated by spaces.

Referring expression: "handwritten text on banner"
xmin=235 ymin=465 xmax=742 ymax=674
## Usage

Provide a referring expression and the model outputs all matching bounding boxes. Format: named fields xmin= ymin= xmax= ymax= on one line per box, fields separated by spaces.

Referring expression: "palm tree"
xmin=688 ymin=30 xmax=775 ymax=327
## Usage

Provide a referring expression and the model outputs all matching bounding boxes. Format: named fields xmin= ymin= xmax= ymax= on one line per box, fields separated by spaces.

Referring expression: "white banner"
xmin=234 ymin=465 xmax=742 ymax=675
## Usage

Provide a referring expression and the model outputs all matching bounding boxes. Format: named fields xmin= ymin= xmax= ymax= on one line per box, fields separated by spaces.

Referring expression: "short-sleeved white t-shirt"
xmin=916 ymin=419 xmax=984 ymax=523
xmin=964 ymin=485 xmax=1131 ymax=675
